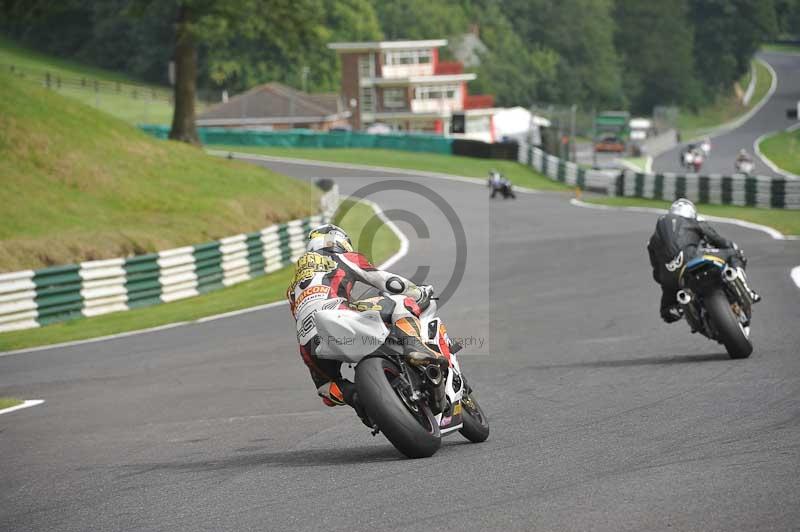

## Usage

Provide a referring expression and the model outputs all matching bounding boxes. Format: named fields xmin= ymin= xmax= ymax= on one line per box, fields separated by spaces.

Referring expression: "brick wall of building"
xmin=340 ymin=53 xmax=361 ymax=129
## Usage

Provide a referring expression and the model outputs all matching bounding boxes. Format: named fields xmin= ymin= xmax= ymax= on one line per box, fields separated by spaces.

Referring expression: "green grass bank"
xmin=758 ymin=129 xmax=800 ymax=176
xmin=0 ymin=36 xmax=181 ymax=123
xmin=0 ymin=70 xmax=320 ymax=272
xmin=0 ymin=398 xmax=23 ymax=410
xmin=0 ymin=198 xmax=400 ymax=352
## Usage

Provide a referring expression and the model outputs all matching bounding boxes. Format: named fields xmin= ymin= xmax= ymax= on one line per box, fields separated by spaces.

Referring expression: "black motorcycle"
xmin=489 ymin=179 xmax=516 ymax=199
xmin=676 ymin=252 xmax=754 ymax=359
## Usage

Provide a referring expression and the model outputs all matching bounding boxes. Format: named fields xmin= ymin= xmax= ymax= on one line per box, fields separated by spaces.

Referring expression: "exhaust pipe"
xmin=722 ymin=265 xmax=739 ymax=283
xmin=676 ymin=290 xmax=692 ymax=305
xmin=425 ymin=364 xmax=443 ymax=386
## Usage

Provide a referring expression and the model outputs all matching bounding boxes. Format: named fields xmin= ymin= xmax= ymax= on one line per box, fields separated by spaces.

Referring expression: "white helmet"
xmin=669 ymin=198 xmax=697 ymax=220
xmin=306 ymin=223 xmax=353 ymax=253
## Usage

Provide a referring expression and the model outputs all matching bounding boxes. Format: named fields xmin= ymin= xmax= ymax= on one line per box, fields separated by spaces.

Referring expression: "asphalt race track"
xmin=2 ymin=159 xmax=799 ymax=531
xmin=654 ymin=51 xmax=800 ymax=177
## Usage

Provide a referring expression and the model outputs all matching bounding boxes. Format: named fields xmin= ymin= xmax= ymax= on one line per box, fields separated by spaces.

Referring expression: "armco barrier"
xmin=0 ymin=188 xmax=339 ymax=333
xmin=139 ymin=125 xmax=453 ymax=154
xmin=517 ymin=142 xmax=615 ymax=192
xmin=612 ymin=170 xmax=800 ymax=209
xmin=518 ymin=142 xmax=800 ymax=209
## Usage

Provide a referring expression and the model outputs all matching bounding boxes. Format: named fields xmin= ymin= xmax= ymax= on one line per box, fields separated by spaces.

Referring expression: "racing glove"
xmin=416 ymin=284 xmax=435 ymax=310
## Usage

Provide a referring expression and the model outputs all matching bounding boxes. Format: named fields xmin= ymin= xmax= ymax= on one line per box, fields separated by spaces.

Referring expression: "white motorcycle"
xmin=735 ymin=159 xmax=754 ymax=176
xmin=314 ymin=289 xmax=489 ymax=458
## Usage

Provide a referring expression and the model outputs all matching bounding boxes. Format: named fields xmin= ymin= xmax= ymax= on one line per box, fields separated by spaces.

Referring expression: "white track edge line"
xmin=754 ymin=129 xmax=800 ymax=180
xmin=0 ymin=198 xmax=409 ymax=357
xmin=742 ymin=61 xmax=757 ymax=105
xmin=0 ymin=321 xmax=191 ymax=358
xmin=207 ymin=150 xmax=541 ymax=194
xmin=570 ymin=198 xmax=800 ymax=289
xmin=791 ymin=266 xmax=800 ymax=289
xmin=0 ymin=399 xmax=45 ymax=415
xmin=693 ymin=57 xmax=778 ymax=142
xmin=353 ymin=197 xmax=410 ymax=271
xmin=568 ymin=198 xmax=797 ymax=241
xmin=748 ymin=57 xmax=800 ymax=179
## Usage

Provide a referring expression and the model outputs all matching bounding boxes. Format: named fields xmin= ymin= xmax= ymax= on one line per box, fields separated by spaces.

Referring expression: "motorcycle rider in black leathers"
xmin=287 ymin=223 xmax=436 ymax=415
xmin=647 ymin=199 xmax=761 ymax=323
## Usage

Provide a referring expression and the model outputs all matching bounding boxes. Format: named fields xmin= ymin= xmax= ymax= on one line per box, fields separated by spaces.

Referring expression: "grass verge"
xmin=217 ymin=146 xmax=570 ymax=192
xmin=0 ymin=398 xmax=23 ymax=410
xmin=678 ymin=59 xmax=773 ymax=140
xmin=758 ymin=129 xmax=800 ymax=175
xmin=620 ymin=157 xmax=649 ymax=172
xmin=0 ymin=199 xmax=401 ymax=353
xmin=0 ymin=70 xmax=319 ymax=272
xmin=761 ymin=43 xmax=800 ymax=54
xmin=583 ymin=196 xmax=800 ymax=236
xmin=0 ymin=36 xmax=179 ymax=124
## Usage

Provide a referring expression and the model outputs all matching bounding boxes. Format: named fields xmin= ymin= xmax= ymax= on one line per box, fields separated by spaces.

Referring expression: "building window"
xmin=358 ymin=54 xmax=374 ymax=79
xmin=383 ymin=49 xmax=433 ymax=66
xmin=360 ymin=87 xmax=375 ymax=113
xmin=382 ymin=88 xmax=406 ymax=109
xmin=408 ymin=120 xmax=436 ymax=132
xmin=414 ymin=85 xmax=459 ymax=100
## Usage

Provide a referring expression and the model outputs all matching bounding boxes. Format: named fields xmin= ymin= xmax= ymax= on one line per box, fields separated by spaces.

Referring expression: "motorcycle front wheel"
xmin=706 ymin=288 xmax=753 ymax=359
xmin=459 ymin=389 xmax=490 ymax=443
xmin=356 ymin=357 xmax=441 ymax=459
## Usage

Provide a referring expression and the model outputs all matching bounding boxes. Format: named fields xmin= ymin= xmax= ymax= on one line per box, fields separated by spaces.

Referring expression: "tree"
xmin=131 ymin=0 xmax=323 ymax=144
xmin=501 ymin=0 xmax=624 ymax=108
xmin=371 ymin=0 xmax=469 ymax=41
xmin=465 ymin=1 xmax=559 ymax=106
xmin=614 ymin=0 xmax=699 ymax=113
xmin=203 ymin=0 xmax=380 ymax=95
xmin=774 ymin=0 xmax=800 ymax=35
xmin=689 ymin=0 xmax=777 ymax=99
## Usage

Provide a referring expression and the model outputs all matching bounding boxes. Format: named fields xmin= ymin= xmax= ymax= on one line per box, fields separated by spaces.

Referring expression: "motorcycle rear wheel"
xmin=706 ymin=288 xmax=753 ymax=359
xmin=356 ymin=357 xmax=441 ymax=459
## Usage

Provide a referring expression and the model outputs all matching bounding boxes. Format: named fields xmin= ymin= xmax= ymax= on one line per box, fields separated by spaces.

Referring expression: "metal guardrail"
xmin=0 ymin=188 xmax=339 ymax=333
xmin=517 ymin=142 xmax=616 ymax=192
xmin=613 ymin=170 xmax=800 ymax=209
xmin=518 ymin=143 xmax=800 ymax=209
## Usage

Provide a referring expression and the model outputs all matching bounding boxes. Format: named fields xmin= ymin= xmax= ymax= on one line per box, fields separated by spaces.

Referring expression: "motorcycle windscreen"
xmin=315 ymin=308 xmax=390 ymax=363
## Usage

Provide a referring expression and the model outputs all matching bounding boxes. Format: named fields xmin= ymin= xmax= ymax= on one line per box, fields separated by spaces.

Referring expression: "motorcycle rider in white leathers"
xmin=287 ymin=224 xmax=435 ymax=412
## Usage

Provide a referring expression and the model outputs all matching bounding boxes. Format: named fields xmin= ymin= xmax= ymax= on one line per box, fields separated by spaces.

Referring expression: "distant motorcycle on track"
xmin=488 ymin=171 xmax=516 ymax=199
xmin=690 ymin=150 xmax=704 ymax=173
xmin=735 ymin=159 xmax=754 ymax=176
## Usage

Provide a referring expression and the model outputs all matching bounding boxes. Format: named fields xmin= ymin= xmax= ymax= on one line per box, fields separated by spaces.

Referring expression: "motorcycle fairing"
xmin=680 ymin=254 xmax=725 ymax=280
xmin=418 ymin=302 xmax=465 ymax=432
xmin=315 ymin=308 xmax=390 ymax=363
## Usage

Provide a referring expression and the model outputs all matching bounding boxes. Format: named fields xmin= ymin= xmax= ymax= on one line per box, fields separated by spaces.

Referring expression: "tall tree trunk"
xmin=169 ymin=4 xmax=199 ymax=144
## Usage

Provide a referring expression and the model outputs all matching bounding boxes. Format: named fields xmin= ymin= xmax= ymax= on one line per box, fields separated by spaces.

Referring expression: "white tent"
xmin=492 ymin=107 xmax=550 ymax=143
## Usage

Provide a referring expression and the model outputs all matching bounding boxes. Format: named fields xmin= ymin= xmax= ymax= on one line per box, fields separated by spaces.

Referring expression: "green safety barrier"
xmin=139 ymin=125 xmax=454 ymax=154
xmin=0 ymin=189 xmax=339 ymax=333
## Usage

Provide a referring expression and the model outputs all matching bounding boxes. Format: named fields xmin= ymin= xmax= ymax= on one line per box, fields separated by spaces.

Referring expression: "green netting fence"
xmin=139 ymin=125 xmax=453 ymax=154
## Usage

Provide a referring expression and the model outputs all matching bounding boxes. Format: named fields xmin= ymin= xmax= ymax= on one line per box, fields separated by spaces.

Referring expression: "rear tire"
xmin=706 ymin=288 xmax=753 ymax=359
xmin=356 ymin=357 xmax=441 ymax=458
xmin=459 ymin=390 xmax=490 ymax=443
